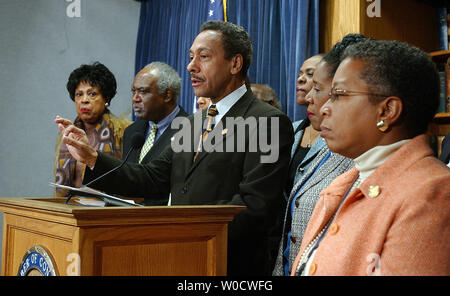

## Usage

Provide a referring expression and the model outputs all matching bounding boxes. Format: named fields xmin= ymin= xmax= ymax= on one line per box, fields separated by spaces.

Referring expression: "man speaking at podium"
xmin=55 ymin=21 xmax=294 ymax=275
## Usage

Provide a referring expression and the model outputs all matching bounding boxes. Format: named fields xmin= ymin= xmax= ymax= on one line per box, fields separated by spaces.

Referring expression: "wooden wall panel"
xmin=320 ymin=0 xmax=439 ymax=53
xmin=361 ymin=0 xmax=438 ymax=52
xmin=320 ymin=0 xmax=361 ymax=52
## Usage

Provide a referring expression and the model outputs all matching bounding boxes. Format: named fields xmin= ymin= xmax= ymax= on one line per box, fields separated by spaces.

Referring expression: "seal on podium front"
xmin=17 ymin=245 xmax=58 ymax=276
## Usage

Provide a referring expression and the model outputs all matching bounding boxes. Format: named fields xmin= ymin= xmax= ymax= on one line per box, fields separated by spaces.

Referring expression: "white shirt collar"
xmin=354 ymin=139 xmax=410 ymax=182
xmin=208 ymin=83 xmax=247 ymax=123
xmin=147 ymin=105 xmax=180 ymax=139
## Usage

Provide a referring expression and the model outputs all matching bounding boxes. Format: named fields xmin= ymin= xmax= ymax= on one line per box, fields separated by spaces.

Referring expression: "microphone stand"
xmin=64 ymin=132 xmax=145 ymax=206
xmin=83 ymin=146 xmax=134 ymax=188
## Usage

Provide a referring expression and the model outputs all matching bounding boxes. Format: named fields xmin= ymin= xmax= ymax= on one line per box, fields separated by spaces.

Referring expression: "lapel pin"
xmin=222 ymin=129 xmax=228 ymax=135
xmin=368 ymin=185 xmax=380 ymax=198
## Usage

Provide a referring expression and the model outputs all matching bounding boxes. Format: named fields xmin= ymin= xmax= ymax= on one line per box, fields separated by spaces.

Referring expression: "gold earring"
xmin=376 ymin=120 xmax=389 ymax=132
xmin=105 ymin=102 xmax=109 ymax=107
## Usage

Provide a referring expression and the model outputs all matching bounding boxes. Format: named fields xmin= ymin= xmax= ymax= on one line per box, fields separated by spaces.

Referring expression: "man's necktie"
xmin=193 ymin=105 xmax=219 ymax=161
xmin=139 ymin=124 xmax=158 ymax=163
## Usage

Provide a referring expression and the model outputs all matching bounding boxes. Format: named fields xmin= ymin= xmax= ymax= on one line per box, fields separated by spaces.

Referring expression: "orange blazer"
xmin=291 ymin=135 xmax=450 ymax=276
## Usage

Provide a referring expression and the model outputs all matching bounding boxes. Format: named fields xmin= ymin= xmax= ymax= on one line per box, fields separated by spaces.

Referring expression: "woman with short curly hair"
xmin=54 ymin=62 xmax=130 ymax=197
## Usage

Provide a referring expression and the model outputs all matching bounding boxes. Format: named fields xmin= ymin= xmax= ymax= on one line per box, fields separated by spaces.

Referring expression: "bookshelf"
xmin=434 ymin=112 xmax=450 ymax=120
xmin=429 ymin=49 xmax=450 ymax=63
xmin=430 ymin=49 xmax=450 ymax=128
xmin=429 ymin=113 xmax=450 ymax=134
xmin=429 ymin=50 xmax=450 ymax=154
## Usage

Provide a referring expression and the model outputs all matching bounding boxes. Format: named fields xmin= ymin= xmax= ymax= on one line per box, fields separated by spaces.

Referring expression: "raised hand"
xmin=54 ymin=115 xmax=98 ymax=168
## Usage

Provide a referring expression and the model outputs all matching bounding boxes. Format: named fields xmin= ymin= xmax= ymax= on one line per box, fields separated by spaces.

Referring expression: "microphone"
xmin=83 ymin=132 xmax=145 ymax=188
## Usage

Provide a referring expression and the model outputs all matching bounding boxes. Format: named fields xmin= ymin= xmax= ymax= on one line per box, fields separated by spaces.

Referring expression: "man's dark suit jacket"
xmin=84 ymin=90 xmax=294 ymax=275
xmin=123 ymin=106 xmax=188 ymax=164
xmin=439 ymin=133 xmax=450 ymax=164
xmin=122 ymin=107 xmax=188 ymax=205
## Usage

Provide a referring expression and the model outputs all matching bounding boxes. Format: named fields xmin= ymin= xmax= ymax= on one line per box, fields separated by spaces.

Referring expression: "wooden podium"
xmin=0 ymin=197 xmax=245 ymax=276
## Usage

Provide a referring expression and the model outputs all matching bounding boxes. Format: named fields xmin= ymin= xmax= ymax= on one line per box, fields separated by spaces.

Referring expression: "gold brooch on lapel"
xmin=368 ymin=185 xmax=380 ymax=198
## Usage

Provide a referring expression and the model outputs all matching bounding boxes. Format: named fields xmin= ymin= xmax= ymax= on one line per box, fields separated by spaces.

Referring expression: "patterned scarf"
xmin=54 ymin=111 xmax=123 ymax=197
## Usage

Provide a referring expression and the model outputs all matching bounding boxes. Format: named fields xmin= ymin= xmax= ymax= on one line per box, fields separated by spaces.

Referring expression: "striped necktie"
xmin=139 ymin=123 xmax=158 ymax=163
xmin=194 ymin=105 xmax=219 ymax=161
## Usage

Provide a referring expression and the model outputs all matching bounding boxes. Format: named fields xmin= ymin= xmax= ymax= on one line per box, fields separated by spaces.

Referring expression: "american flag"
xmin=207 ymin=0 xmax=226 ymax=21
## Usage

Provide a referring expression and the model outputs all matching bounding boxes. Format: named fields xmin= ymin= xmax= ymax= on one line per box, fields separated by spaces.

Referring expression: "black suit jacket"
xmin=122 ymin=106 xmax=189 ymax=164
xmin=84 ymin=90 xmax=294 ymax=275
xmin=121 ymin=106 xmax=188 ymax=205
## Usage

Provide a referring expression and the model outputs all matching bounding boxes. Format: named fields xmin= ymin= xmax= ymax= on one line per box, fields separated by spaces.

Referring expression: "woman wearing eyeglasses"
xmin=273 ymin=34 xmax=367 ymax=276
xmin=291 ymin=40 xmax=450 ymax=276
xmin=54 ymin=62 xmax=131 ymax=197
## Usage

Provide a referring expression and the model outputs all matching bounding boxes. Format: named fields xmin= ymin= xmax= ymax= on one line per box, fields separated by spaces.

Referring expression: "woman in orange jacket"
xmin=291 ymin=39 xmax=450 ymax=276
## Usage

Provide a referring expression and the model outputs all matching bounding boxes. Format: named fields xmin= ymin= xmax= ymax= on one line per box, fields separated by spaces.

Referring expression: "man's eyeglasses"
xmin=328 ymin=88 xmax=389 ymax=102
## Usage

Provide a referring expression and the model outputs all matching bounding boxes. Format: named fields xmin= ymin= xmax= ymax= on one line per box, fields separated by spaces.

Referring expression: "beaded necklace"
xmin=294 ymin=175 xmax=361 ymax=275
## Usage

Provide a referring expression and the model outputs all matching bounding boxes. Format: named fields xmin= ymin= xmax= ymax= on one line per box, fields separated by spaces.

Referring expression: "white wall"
xmin=0 ymin=0 xmax=141 ymax=272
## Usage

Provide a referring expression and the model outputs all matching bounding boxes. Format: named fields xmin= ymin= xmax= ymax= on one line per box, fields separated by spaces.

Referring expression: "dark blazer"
xmin=121 ymin=106 xmax=188 ymax=205
xmin=439 ymin=133 xmax=450 ymax=165
xmin=84 ymin=89 xmax=294 ymax=275
xmin=122 ymin=106 xmax=188 ymax=164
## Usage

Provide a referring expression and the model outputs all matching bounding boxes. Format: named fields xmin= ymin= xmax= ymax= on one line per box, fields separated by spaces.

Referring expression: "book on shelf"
xmin=437 ymin=7 xmax=448 ymax=50
xmin=446 ymin=57 xmax=450 ymax=112
xmin=438 ymin=70 xmax=446 ymax=114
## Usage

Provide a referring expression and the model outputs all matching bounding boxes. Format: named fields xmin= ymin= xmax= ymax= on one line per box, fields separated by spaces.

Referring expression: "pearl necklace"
xmin=351 ymin=176 xmax=362 ymax=191
xmin=295 ymin=226 xmax=327 ymax=274
xmin=294 ymin=175 xmax=361 ymax=275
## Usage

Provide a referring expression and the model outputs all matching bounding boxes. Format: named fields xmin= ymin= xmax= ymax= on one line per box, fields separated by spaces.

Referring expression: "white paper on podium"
xmin=76 ymin=197 xmax=107 ymax=207
xmin=49 ymin=182 xmax=139 ymax=206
